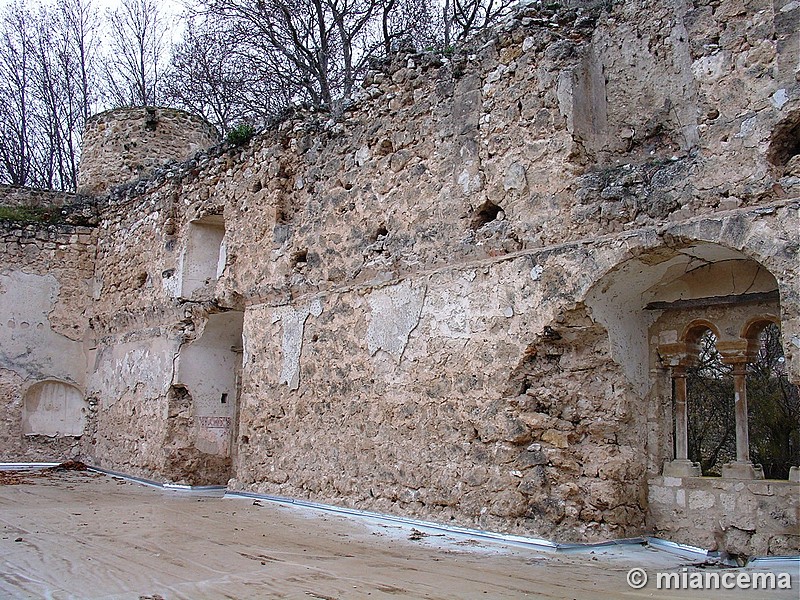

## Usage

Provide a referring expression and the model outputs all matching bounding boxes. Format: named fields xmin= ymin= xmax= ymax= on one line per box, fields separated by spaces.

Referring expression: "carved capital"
xmin=657 ymin=342 xmax=697 ymax=367
xmin=717 ymin=339 xmax=753 ymax=365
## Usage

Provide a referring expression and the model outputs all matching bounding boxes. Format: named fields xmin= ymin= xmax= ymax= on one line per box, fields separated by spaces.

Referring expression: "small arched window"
xmin=686 ymin=330 xmax=735 ymax=476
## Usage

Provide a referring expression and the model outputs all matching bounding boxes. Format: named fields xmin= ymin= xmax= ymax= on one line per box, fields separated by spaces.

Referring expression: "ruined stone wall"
xmin=79 ymin=0 xmax=800 ymax=552
xmin=0 ymin=189 xmax=97 ymax=461
xmin=77 ymin=107 xmax=220 ymax=196
xmin=649 ymin=476 xmax=799 ymax=556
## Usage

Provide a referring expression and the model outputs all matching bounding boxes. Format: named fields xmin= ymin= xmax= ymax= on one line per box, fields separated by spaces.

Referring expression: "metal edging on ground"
xmin=225 ymin=489 xmax=654 ymax=553
xmin=0 ymin=462 xmax=61 ymax=470
xmin=87 ymin=465 xmax=227 ymax=495
xmin=6 ymin=463 xmax=799 ymax=564
xmin=645 ymin=537 xmax=712 ymax=561
xmin=747 ymin=555 xmax=800 ymax=566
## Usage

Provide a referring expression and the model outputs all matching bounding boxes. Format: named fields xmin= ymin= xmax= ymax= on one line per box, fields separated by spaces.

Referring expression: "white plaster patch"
xmin=427 ymin=289 xmax=472 ymax=340
xmin=0 ymin=271 xmax=86 ymax=384
xmin=737 ymin=116 xmax=757 ymax=138
xmin=89 ymin=338 xmax=176 ymax=406
xmin=162 ymin=267 xmax=180 ymax=296
xmin=309 ymin=297 xmax=323 ymax=318
xmin=277 ymin=297 xmax=324 ymax=390
xmin=366 ymin=280 xmax=426 ymax=362
xmin=691 ymin=53 xmax=729 ymax=82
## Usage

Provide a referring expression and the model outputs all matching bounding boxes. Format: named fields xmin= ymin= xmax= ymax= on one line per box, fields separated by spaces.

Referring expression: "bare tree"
xmin=192 ymin=0 xmax=439 ymax=114
xmin=0 ymin=0 xmax=99 ymax=190
xmin=686 ymin=331 xmax=736 ymax=476
xmin=104 ymin=0 xmax=169 ymax=107
xmin=0 ymin=2 xmax=34 ymax=185
xmin=163 ymin=16 xmax=292 ymax=134
xmin=180 ymin=0 xmax=513 ymax=124
xmin=747 ymin=323 xmax=800 ymax=479
xmin=378 ymin=0 xmax=438 ymax=54
xmin=687 ymin=325 xmax=800 ymax=478
xmin=442 ymin=0 xmax=515 ymax=48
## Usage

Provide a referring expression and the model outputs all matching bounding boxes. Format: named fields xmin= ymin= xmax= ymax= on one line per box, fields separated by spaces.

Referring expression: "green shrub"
xmin=226 ymin=123 xmax=255 ymax=146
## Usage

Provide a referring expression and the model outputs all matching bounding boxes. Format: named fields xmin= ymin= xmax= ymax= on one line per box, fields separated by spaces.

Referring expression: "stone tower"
xmin=77 ymin=107 xmax=219 ymax=196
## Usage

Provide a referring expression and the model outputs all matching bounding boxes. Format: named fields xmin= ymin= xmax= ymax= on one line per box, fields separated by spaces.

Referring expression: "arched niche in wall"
xmin=585 ymin=242 xmax=783 ymax=475
xmin=22 ymin=380 xmax=87 ymax=437
xmin=180 ymin=215 xmax=226 ymax=298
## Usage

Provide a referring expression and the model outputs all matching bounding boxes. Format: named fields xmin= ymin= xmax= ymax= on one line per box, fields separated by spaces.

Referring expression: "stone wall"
xmin=80 ymin=0 xmax=800 ymax=553
xmin=2 ymin=0 xmax=799 ymax=556
xmin=649 ymin=476 xmax=800 ymax=556
xmin=0 ymin=216 xmax=97 ymax=462
xmin=77 ymin=107 xmax=219 ymax=196
xmin=0 ymin=185 xmax=77 ymax=208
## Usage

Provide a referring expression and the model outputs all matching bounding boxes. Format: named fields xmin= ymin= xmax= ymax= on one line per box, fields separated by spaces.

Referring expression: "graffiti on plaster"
xmin=277 ymin=297 xmax=323 ymax=390
xmin=88 ymin=338 xmax=176 ymax=407
xmin=198 ymin=416 xmax=231 ymax=429
xmin=366 ymin=280 xmax=427 ymax=362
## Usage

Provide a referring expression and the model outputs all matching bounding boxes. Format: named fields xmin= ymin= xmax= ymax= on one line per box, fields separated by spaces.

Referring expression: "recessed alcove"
xmin=22 ymin=380 xmax=87 ymax=437
xmin=180 ymin=215 xmax=226 ymax=298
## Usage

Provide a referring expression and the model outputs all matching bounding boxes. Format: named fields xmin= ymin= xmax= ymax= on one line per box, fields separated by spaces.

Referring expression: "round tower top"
xmin=77 ymin=107 xmax=219 ymax=196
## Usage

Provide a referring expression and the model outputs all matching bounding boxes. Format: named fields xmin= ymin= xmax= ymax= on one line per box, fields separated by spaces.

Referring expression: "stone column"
xmin=721 ymin=361 xmax=764 ymax=480
xmin=674 ymin=366 xmax=689 ymax=461
xmin=732 ymin=363 xmax=750 ymax=463
xmin=662 ymin=364 xmax=701 ymax=477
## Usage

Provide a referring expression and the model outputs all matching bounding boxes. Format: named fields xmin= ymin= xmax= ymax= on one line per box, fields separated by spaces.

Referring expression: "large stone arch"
xmin=577 ymin=225 xmax=798 ymax=556
xmin=579 ymin=217 xmax=796 ymax=396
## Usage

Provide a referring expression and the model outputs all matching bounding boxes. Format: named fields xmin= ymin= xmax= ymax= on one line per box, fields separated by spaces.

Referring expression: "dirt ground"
xmin=0 ymin=470 xmax=797 ymax=599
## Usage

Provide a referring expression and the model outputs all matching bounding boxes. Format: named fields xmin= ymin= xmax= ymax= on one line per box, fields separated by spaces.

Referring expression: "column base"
xmin=663 ymin=459 xmax=701 ymax=477
xmin=721 ymin=461 xmax=764 ymax=480
xmin=789 ymin=467 xmax=800 ymax=482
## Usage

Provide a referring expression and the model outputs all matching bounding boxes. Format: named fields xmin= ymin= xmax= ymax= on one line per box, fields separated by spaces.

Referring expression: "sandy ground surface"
xmin=0 ymin=470 xmax=797 ymax=599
